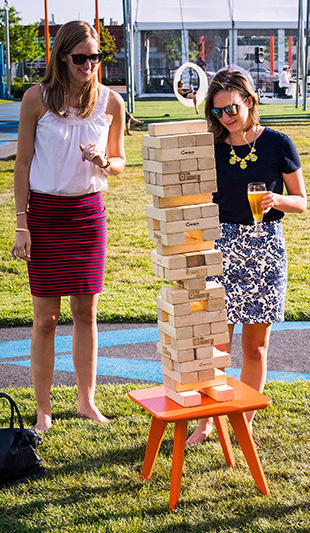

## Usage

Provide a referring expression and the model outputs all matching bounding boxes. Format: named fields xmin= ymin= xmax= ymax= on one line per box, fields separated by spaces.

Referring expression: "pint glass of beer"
xmin=247 ymin=182 xmax=267 ymax=235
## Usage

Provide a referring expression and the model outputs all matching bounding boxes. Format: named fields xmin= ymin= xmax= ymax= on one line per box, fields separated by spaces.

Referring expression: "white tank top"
xmin=29 ymin=85 xmax=110 ymax=196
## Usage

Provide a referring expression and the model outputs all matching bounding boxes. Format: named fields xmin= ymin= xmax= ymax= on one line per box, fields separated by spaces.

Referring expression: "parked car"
xmin=248 ymin=66 xmax=277 ymax=81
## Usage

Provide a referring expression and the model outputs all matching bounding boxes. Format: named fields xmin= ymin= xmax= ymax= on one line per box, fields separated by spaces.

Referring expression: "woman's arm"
xmin=262 ymin=168 xmax=307 ymax=215
xmin=10 ymin=85 xmax=43 ymax=261
xmin=80 ymin=89 xmax=126 ymax=175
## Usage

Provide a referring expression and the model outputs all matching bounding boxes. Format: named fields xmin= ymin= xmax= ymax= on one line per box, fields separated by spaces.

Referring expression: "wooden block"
xmin=203 ymin=249 xmax=222 ymax=265
xmin=204 ymin=263 xmax=223 ymax=276
xmin=153 ymin=193 xmax=212 ymax=208
xmin=141 ymin=146 xmax=149 ymax=160
xmin=177 ymin=134 xmax=197 ymax=148
xmin=143 ymin=170 xmax=150 ymax=183
xmin=198 ymin=368 xmax=217 ymax=381
xmin=193 ymin=311 xmax=227 ymax=335
xmin=180 ymin=159 xmax=198 ymax=172
xmin=173 ymin=351 xmax=231 ymax=374
xmin=146 ymin=204 xmax=183 ymax=223
xmin=184 ymin=252 xmax=205 ymax=267
xmin=171 ymin=334 xmax=213 ymax=351
xmin=194 ymin=132 xmax=214 ymax=145
xmin=154 ymin=170 xmax=215 ymax=187
xmin=157 ymin=342 xmax=195 ymax=362
xmin=165 ymin=368 xmax=227 ymax=393
xmin=202 ymin=228 xmax=221 ymax=241
xmin=169 ymin=313 xmax=212 ymax=329
xmin=157 ymin=308 xmax=169 ymax=323
xmin=161 ymin=283 xmax=224 ymax=305
xmin=200 ymin=203 xmax=219 ymax=218
xmin=162 ymin=365 xmax=199 ymax=384
xmin=152 ymin=262 xmax=164 ymax=278
xmin=156 ymin=239 xmax=213 ymax=256
xmin=158 ymin=330 xmax=170 ymax=345
xmin=166 ymin=388 xmax=202 ymax=407
xmin=143 ymin=159 xmax=181 ymax=175
xmin=178 ymin=278 xmax=207 ymax=290
xmin=212 ymin=331 xmax=230 ymax=345
xmin=149 ymin=230 xmax=185 ymax=246
xmin=181 ymin=182 xmax=200 ymax=196
xmin=156 ymin=296 xmax=191 ymax=317
xmin=211 ymin=321 xmax=228 ymax=334
xmin=181 ymin=205 xmax=202 ymax=220
xmin=195 ymin=345 xmax=216 ymax=359
xmin=199 ymin=181 xmax=218 ymax=194
xmin=157 ymin=320 xmax=193 ymax=340
xmin=148 ymin=120 xmax=208 ymax=137
xmin=201 ymin=384 xmax=235 ymax=402
xmin=149 ymin=146 xmax=212 ymax=162
xmin=160 ymin=353 xmax=174 ymax=371
xmin=160 ymin=216 xmax=219 ymax=235
xmin=198 ymin=157 xmax=216 ymax=170
xmin=149 ymin=172 xmax=157 ymax=184
xmin=146 ymin=183 xmax=182 ymax=198
xmin=142 ymin=134 xmax=179 ymax=149
xmin=151 ymin=250 xmax=186 ymax=270
xmin=202 ymin=297 xmax=226 ymax=312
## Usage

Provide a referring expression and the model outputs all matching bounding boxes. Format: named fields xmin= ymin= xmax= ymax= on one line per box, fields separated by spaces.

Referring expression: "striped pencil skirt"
xmin=27 ymin=191 xmax=107 ymax=297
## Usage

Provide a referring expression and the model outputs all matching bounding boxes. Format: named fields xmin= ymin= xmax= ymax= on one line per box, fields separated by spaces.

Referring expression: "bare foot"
xmin=77 ymin=403 xmax=111 ymax=424
xmin=34 ymin=412 xmax=52 ymax=432
xmin=186 ymin=417 xmax=213 ymax=446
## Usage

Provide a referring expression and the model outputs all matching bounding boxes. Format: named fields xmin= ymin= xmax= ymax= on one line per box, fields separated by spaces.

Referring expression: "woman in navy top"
xmin=187 ymin=68 xmax=307 ymax=445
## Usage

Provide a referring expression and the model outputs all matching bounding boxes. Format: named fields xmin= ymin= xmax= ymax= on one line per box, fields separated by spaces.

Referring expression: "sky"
xmin=8 ymin=0 xmax=124 ymax=26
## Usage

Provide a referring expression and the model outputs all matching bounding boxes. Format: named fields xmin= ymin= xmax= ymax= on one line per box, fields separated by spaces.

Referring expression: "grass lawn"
xmin=0 ymin=381 xmax=309 ymax=532
xmin=0 ymin=101 xmax=309 ymax=326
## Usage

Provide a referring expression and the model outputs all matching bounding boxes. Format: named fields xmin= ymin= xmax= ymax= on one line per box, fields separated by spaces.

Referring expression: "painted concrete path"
xmin=0 ymin=321 xmax=309 ymax=389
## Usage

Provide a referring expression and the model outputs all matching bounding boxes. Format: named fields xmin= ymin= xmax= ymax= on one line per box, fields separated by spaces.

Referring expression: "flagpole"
xmin=44 ymin=0 xmax=50 ymax=66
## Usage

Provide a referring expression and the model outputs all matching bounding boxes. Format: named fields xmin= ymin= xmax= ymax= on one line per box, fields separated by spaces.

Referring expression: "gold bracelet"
xmin=16 ymin=211 xmax=27 ymax=216
xmin=99 ymin=157 xmax=111 ymax=170
xmin=15 ymin=228 xmax=30 ymax=233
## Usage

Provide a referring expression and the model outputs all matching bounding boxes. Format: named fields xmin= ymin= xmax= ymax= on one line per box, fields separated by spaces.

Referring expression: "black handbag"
xmin=0 ymin=392 xmax=45 ymax=486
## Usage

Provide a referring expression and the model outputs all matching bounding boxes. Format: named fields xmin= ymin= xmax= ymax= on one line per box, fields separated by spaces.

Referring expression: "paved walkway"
xmin=0 ymin=321 xmax=309 ymax=389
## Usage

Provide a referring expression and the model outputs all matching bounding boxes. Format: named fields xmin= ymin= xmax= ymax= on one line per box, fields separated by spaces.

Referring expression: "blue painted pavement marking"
xmin=0 ymin=327 xmax=159 ymax=359
xmin=1 ymin=355 xmax=309 ymax=383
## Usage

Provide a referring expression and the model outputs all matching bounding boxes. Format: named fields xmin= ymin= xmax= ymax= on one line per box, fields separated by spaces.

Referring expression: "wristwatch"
xmin=99 ymin=157 xmax=111 ymax=170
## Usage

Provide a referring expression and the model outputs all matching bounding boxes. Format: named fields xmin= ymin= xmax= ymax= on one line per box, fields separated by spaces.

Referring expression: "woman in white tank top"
xmin=10 ymin=21 xmax=125 ymax=432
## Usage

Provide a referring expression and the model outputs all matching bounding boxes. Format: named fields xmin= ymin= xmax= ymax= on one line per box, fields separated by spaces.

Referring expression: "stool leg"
xmin=169 ymin=420 xmax=188 ymax=511
xmin=141 ymin=416 xmax=167 ymax=480
xmin=228 ymin=412 xmax=270 ymax=495
xmin=214 ymin=415 xmax=236 ymax=468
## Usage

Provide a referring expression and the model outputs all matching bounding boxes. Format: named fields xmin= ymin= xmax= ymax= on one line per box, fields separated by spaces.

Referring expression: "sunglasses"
xmin=67 ymin=52 xmax=103 ymax=65
xmin=211 ymin=97 xmax=247 ymax=119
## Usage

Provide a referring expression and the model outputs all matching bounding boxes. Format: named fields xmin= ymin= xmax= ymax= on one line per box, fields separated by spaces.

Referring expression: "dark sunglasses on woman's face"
xmin=211 ymin=97 xmax=247 ymax=119
xmin=67 ymin=52 xmax=103 ymax=65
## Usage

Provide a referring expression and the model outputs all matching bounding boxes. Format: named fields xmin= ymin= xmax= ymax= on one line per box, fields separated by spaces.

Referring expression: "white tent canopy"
xmin=134 ymin=0 xmax=301 ymax=30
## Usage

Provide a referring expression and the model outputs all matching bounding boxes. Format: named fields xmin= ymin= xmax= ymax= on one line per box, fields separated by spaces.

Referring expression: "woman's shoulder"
xmin=260 ymin=127 xmax=290 ymax=143
xmin=104 ymin=85 xmax=125 ymax=115
xmin=21 ymin=84 xmax=46 ymax=118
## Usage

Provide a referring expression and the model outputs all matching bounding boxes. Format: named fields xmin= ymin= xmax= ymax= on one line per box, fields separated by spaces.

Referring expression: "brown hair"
xmin=205 ymin=68 xmax=260 ymax=143
xmin=41 ymin=20 xmax=101 ymax=118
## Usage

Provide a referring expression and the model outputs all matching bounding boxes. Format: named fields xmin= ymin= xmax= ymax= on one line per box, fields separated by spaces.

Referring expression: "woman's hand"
xmin=10 ymin=232 xmax=31 ymax=262
xmin=80 ymin=143 xmax=106 ymax=168
xmin=261 ymin=191 xmax=278 ymax=214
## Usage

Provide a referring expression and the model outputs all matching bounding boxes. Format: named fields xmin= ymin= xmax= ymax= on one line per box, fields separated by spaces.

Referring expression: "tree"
xmin=0 ymin=6 xmax=44 ymax=74
xmin=100 ymin=26 xmax=118 ymax=66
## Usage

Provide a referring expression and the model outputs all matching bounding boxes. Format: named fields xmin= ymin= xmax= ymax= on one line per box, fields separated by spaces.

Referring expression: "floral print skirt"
xmin=209 ymin=221 xmax=287 ymax=324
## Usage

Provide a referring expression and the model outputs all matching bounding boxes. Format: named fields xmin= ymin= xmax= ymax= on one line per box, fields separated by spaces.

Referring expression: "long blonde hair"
xmin=205 ymin=68 xmax=260 ymax=143
xmin=41 ymin=20 xmax=101 ymax=118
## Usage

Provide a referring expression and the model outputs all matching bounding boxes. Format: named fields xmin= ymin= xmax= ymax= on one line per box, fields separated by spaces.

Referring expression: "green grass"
xmin=0 ymin=103 xmax=309 ymax=326
xmin=0 ymin=381 xmax=309 ymax=532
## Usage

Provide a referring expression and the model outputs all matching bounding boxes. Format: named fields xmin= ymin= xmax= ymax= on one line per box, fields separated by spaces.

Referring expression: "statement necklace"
xmin=229 ymin=127 xmax=258 ymax=170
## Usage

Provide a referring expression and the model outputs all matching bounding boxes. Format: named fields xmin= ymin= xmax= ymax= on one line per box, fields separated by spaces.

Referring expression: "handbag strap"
xmin=0 ymin=392 xmax=26 ymax=437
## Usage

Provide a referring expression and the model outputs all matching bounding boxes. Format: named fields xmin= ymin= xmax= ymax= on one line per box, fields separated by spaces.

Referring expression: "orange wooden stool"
xmin=128 ymin=377 xmax=271 ymax=510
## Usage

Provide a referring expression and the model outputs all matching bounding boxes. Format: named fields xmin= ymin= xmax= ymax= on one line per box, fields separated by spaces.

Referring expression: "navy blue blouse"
xmin=213 ymin=127 xmax=301 ymax=224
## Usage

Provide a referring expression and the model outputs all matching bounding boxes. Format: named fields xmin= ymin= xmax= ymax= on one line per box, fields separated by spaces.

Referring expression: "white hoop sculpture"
xmin=173 ymin=61 xmax=208 ymax=108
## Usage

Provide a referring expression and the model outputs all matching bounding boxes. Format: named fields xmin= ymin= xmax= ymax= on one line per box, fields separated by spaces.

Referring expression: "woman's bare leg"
xmin=70 ymin=294 xmax=110 ymax=423
xmin=240 ymin=323 xmax=271 ymax=431
xmin=31 ymin=296 xmax=61 ymax=431
xmin=186 ymin=324 xmax=234 ymax=445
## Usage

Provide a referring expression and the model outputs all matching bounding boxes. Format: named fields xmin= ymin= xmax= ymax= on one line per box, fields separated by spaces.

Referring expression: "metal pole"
xmin=44 ymin=0 xmax=50 ymax=66
xmin=296 ymin=0 xmax=302 ymax=108
xmin=4 ymin=0 xmax=11 ymax=98
xmin=122 ymin=0 xmax=134 ymax=113
xmin=95 ymin=0 xmax=102 ymax=82
xmin=303 ymin=0 xmax=310 ymax=110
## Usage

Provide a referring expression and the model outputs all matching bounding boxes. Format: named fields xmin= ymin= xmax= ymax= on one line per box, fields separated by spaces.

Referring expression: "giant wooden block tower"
xmin=142 ymin=120 xmax=235 ymax=407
